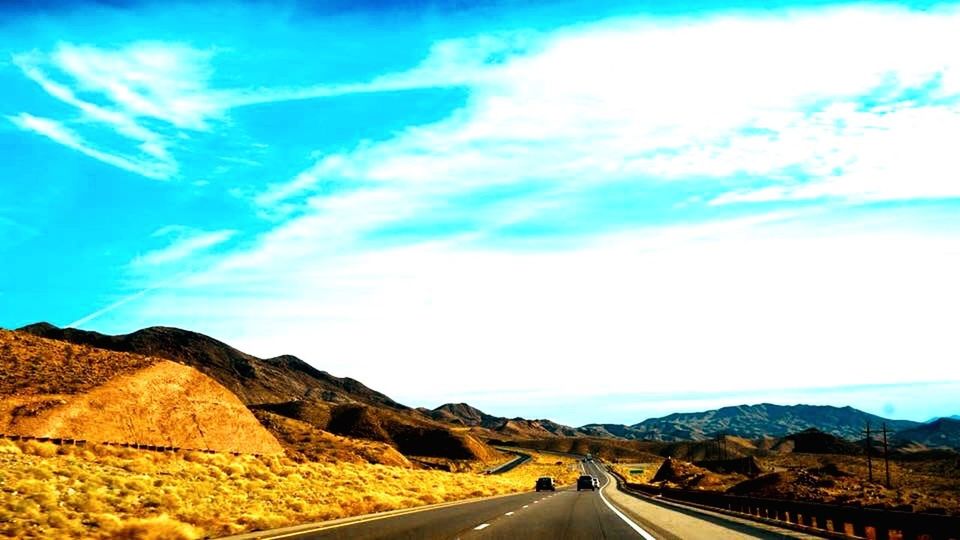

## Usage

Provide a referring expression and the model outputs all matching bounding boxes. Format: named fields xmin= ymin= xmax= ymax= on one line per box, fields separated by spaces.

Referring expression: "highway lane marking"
xmin=227 ymin=490 xmax=534 ymax=540
xmin=596 ymin=468 xmax=657 ymax=540
xmin=474 ymin=524 xmax=490 ymax=530
xmin=505 ymin=512 xmax=514 ymax=516
xmin=523 ymin=505 xmax=529 ymax=508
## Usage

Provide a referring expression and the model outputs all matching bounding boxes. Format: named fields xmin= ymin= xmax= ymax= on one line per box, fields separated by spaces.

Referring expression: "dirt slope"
xmin=0 ymin=330 xmax=282 ymax=455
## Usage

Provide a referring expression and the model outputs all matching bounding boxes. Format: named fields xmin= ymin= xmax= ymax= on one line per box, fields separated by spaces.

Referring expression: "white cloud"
xmin=258 ymin=6 xmax=960 ymax=207
xmin=51 ymin=42 xmax=221 ymax=130
xmin=66 ymin=6 xmax=960 ymax=417
xmin=99 ymin=210 xmax=960 ymax=410
xmin=133 ymin=227 xmax=236 ymax=267
xmin=13 ymin=42 xmax=220 ymax=180
xmin=7 ymin=113 xmax=171 ymax=179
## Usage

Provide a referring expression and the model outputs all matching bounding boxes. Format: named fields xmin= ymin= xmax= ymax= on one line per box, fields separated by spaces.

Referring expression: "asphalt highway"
xmin=227 ymin=460 xmax=818 ymax=540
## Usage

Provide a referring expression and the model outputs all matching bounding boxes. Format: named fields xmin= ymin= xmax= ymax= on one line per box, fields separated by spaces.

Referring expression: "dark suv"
xmin=535 ymin=477 xmax=556 ymax=491
xmin=577 ymin=475 xmax=596 ymax=491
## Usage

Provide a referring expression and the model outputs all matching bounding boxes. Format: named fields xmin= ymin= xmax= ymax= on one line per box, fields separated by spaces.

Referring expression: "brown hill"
xmin=424 ymin=402 xmax=585 ymax=439
xmin=651 ymin=457 xmax=731 ymax=489
xmin=17 ymin=323 xmax=496 ymax=462
xmin=657 ymin=435 xmax=758 ymax=461
xmin=18 ymin=322 xmax=403 ymax=409
xmin=503 ymin=437 xmax=662 ymax=462
xmin=252 ymin=409 xmax=411 ymax=466
xmin=893 ymin=418 xmax=960 ymax=450
xmin=255 ymin=401 xmax=497 ymax=461
xmin=425 ymin=403 xmax=502 ymax=428
xmin=773 ymin=428 xmax=863 ymax=455
xmin=0 ymin=329 xmax=282 ymax=455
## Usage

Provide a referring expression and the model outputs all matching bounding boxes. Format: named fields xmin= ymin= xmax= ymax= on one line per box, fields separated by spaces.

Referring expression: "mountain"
xmin=422 ymin=402 xmax=584 ymax=438
xmin=18 ymin=322 xmax=403 ymax=409
xmin=16 ymin=323 xmax=495 ymax=462
xmin=893 ymin=418 xmax=960 ymax=449
xmin=0 ymin=329 xmax=282 ymax=455
xmin=578 ymin=424 xmax=649 ymax=439
xmin=424 ymin=403 xmax=504 ymax=428
xmin=627 ymin=404 xmax=921 ymax=441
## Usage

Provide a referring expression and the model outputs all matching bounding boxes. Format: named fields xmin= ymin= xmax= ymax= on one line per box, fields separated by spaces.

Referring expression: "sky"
xmin=1 ymin=0 xmax=959 ymax=426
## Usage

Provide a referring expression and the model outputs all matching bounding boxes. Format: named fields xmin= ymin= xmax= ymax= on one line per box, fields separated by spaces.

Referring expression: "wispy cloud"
xmin=255 ymin=6 xmax=960 ymax=210
xmin=12 ymin=42 xmax=221 ymax=180
xmin=133 ymin=226 xmax=236 ymax=267
xmin=7 ymin=113 xmax=172 ymax=179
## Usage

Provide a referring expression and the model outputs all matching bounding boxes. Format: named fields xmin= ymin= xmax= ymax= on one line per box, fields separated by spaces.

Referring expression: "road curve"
xmin=224 ymin=461 xmax=818 ymax=540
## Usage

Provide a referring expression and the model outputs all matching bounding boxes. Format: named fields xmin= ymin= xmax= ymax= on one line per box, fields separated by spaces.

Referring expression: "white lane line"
xmin=596 ymin=468 xmax=656 ymax=540
xmin=474 ymin=523 xmax=490 ymax=530
xmin=505 ymin=512 xmax=514 ymax=516
xmin=533 ymin=500 xmax=539 ymax=504
xmin=523 ymin=505 xmax=529 ymax=508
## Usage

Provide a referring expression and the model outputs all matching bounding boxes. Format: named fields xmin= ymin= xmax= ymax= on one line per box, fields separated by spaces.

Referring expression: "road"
xmin=483 ymin=448 xmax=531 ymax=474
xmin=226 ymin=461 xmax=818 ymax=540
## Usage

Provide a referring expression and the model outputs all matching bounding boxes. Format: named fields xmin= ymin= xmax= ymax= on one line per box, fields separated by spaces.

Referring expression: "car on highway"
xmin=591 ymin=477 xmax=600 ymax=489
xmin=535 ymin=476 xmax=556 ymax=491
xmin=576 ymin=475 xmax=596 ymax=491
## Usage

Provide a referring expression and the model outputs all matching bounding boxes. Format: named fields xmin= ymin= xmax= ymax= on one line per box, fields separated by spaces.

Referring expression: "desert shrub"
xmin=107 ymin=515 xmax=201 ymax=540
xmin=20 ymin=440 xmax=58 ymax=457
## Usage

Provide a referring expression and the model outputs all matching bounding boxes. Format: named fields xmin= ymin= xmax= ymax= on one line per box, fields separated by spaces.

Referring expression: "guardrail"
xmin=606 ymin=467 xmax=960 ymax=540
xmin=0 ymin=433 xmax=267 ymax=456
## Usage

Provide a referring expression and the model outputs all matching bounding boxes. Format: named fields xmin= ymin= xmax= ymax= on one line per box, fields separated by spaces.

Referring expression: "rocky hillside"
xmin=18 ymin=323 xmax=495 ymax=462
xmin=18 ymin=322 xmax=403 ymax=409
xmin=0 ymin=329 xmax=282 ymax=455
xmin=423 ymin=402 xmax=583 ymax=438
xmin=893 ymin=418 xmax=960 ymax=449
xmin=626 ymin=404 xmax=921 ymax=441
xmin=424 ymin=403 xmax=503 ymax=428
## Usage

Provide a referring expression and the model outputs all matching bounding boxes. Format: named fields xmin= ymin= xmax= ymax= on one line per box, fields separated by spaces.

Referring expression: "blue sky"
xmin=2 ymin=0 xmax=959 ymax=425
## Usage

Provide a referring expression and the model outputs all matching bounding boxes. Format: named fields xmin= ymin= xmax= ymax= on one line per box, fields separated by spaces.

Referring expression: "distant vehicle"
xmin=535 ymin=477 xmax=556 ymax=491
xmin=577 ymin=475 xmax=595 ymax=491
xmin=591 ymin=477 xmax=600 ymax=489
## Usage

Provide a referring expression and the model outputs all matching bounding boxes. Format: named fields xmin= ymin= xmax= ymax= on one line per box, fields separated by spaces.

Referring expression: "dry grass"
xmin=0 ymin=439 xmax=574 ymax=538
xmin=612 ymin=461 xmax=663 ymax=484
xmin=497 ymin=451 xmax=580 ymax=488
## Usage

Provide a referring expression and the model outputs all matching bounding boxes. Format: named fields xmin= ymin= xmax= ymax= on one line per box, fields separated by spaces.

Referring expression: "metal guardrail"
xmin=606 ymin=467 xmax=960 ymax=540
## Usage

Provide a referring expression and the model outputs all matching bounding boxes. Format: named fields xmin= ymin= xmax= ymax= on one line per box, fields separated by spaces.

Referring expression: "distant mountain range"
xmin=586 ymin=403 xmax=921 ymax=441
xmin=13 ymin=322 xmax=960 ymax=452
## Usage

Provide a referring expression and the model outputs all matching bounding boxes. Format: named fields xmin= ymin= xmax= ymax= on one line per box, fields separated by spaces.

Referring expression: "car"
xmin=576 ymin=475 xmax=595 ymax=491
xmin=535 ymin=476 xmax=556 ymax=491
xmin=591 ymin=477 xmax=600 ymax=489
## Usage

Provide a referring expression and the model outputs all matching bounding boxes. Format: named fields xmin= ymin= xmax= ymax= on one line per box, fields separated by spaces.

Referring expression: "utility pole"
xmin=865 ymin=421 xmax=873 ymax=482
xmin=882 ymin=423 xmax=891 ymax=488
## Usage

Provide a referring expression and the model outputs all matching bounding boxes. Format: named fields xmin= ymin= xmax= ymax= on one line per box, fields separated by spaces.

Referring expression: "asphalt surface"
xmin=484 ymin=449 xmax=532 ymax=474
xmin=229 ymin=461 xmax=817 ymax=540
